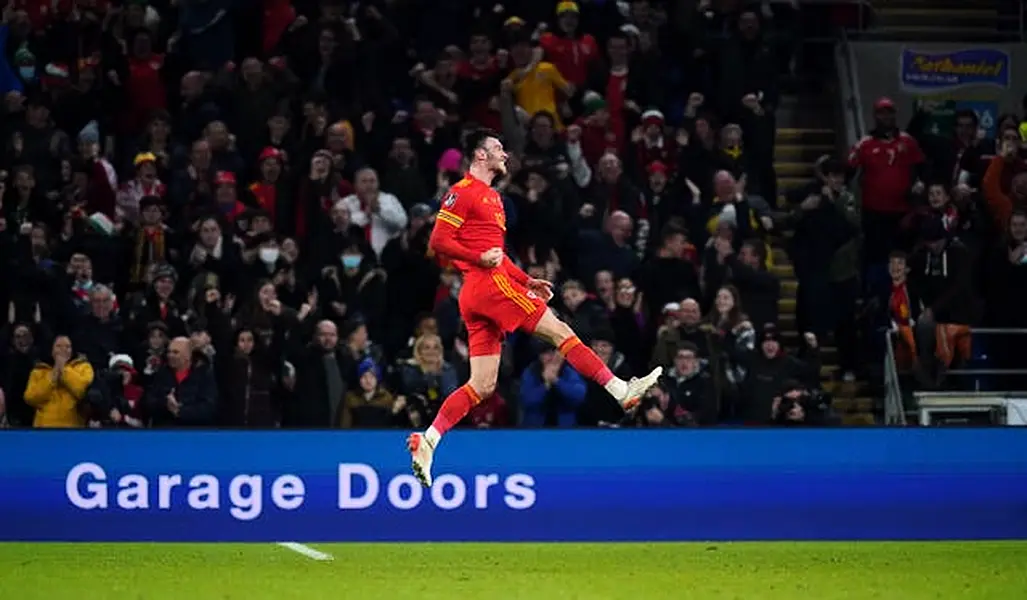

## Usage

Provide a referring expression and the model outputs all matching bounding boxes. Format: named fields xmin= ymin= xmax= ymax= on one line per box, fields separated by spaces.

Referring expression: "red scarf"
xmin=890 ymin=281 xmax=912 ymax=326
xmin=221 ymin=200 xmax=247 ymax=223
xmin=360 ymin=196 xmax=375 ymax=242
xmin=683 ymin=242 xmax=698 ymax=267
xmin=249 ymin=181 xmax=278 ymax=225
xmin=123 ymin=372 xmax=143 ymax=410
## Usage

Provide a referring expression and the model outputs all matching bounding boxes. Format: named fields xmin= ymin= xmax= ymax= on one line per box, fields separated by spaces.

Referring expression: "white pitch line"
xmin=277 ymin=542 xmax=334 ymax=561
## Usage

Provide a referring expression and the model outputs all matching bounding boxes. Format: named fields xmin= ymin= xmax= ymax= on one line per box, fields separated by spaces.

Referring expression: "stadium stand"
xmin=0 ymin=0 xmax=1023 ymax=430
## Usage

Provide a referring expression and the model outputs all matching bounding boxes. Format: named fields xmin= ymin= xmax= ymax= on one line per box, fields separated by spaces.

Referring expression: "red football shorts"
xmin=459 ymin=270 xmax=548 ymax=356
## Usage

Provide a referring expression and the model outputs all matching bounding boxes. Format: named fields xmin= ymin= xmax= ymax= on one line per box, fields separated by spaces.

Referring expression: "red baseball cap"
xmin=646 ymin=160 xmax=668 ymax=175
xmin=874 ymin=97 xmax=896 ymax=111
xmin=214 ymin=171 xmax=237 ymax=186
xmin=258 ymin=147 xmax=283 ymax=163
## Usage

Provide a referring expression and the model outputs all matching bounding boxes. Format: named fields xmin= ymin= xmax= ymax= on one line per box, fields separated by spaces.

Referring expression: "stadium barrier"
xmin=885 ymin=327 xmax=1027 ymax=425
xmin=1 ymin=429 xmax=1025 ymax=542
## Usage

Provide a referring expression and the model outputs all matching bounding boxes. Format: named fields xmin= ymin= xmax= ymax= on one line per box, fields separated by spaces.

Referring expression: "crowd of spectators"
xmin=0 ymin=0 xmax=1018 ymax=431
xmin=850 ymin=97 xmax=1027 ymax=397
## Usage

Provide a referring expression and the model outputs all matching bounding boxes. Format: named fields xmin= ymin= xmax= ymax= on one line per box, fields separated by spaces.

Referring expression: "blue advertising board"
xmin=900 ymin=48 xmax=1011 ymax=92
xmin=1 ymin=429 xmax=1026 ymax=542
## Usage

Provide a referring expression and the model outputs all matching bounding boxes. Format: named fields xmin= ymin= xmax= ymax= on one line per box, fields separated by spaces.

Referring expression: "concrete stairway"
xmin=772 ymin=94 xmax=876 ymax=425
xmin=865 ymin=0 xmax=1020 ymax=41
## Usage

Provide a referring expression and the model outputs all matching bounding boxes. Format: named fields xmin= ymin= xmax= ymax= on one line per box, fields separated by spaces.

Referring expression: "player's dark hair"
xmin=464 ymin=128 xmax=501 ymax=158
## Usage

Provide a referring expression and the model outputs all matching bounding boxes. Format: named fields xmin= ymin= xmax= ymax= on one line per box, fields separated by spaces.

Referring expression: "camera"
xmin=773 ymin=386 xmax=830 ymax=426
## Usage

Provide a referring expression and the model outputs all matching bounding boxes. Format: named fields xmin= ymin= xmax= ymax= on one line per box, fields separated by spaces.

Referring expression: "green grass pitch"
xmin=3 ymin=541 xmax=1026 ymax=599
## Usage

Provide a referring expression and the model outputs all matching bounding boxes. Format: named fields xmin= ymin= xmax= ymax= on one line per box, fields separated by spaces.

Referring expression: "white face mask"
xmin=259 ymin=248 xmax=280 ymax=264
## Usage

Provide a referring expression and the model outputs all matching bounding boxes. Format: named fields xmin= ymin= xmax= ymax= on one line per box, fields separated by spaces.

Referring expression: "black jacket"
xmin=146 ymin=361 xmax=219 ymax=427
xmin=737 ymin=349 xmax=821 ymax=423
xmin=282 ymin=344 xmax=348 ymax=428
xmin=667 ymin=367 xmax=718 ymax=425
xmin=909 ymin=240 xmax=981 ymax=325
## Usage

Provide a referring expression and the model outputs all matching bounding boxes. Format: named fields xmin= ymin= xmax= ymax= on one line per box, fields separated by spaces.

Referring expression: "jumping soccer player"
xmin=407 ymin=129 xmax=662 ymax=486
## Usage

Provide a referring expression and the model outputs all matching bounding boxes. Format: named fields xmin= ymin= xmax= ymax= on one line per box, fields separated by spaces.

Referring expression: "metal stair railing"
xmin=883 ymin=330 xmax=906 ymax=425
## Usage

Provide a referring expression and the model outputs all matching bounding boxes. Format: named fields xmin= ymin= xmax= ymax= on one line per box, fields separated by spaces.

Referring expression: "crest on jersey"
xmin=443 ymin=193 xmax=457 ymax=208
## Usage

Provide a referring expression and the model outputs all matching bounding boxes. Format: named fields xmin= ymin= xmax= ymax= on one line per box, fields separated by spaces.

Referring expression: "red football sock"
xmin=558 ymin=336 xmax=614 ymax=386
xmin=430 ymin=384 xmax=481 ymax=437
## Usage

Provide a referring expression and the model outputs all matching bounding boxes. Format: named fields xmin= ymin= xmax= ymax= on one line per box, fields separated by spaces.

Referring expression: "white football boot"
xmin=620 ymin=366 xmax=663 ymax=411
xmin=407 ymin=432 xmax=435 ymax=487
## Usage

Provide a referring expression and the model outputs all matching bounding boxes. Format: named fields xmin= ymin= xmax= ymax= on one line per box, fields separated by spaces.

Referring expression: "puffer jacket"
xmin=23 ymin=356 xmax=95 ymax=428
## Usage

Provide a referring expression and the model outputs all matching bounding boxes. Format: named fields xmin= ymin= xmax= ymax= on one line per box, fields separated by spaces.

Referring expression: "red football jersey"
xmin=434 ymin=174 xmax=507 ymax=275
xmin=539 ymin=32 xmax=598 ymax=88
xmin=848 ymin=131 xmax=924 ymax=213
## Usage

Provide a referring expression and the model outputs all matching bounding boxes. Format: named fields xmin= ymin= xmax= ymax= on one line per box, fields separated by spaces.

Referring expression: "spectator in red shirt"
xmin=455 ymin=30 xmax=502 ymax=130
xmin=247 ymin=147 xmax=288 ymax=232
xmin=467 ymin=392 xmax=510 ymax=429
xmin=573 ymin=91 xmax=622 ymax=167
xmin=586 ymin=30 xmax=645 ymax=145
xmin=539 ymin=1 xmax=599 ymax=89
xmin=214 ymin=171 xmax=247 ymax=223
xmin=627 ymin=109 xmax=679 ymax=181
xmin=848 ymin=96 xmax=925 ymax=281
xmin=124 ymin=29 xmax=167 ymax=136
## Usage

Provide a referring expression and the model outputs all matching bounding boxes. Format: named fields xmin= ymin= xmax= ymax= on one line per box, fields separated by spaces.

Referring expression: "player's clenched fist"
xmin=479 ymin=247 xmax=504 ymax=268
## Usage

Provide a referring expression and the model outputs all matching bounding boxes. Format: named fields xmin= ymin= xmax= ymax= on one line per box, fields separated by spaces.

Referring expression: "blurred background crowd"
xmin=0 ymin=0 xmax=1023 ymax=430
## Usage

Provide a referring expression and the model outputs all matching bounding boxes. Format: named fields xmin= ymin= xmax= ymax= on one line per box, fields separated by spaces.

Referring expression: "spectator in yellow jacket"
xmin=24 ymin=336 xmax=95 ymax=428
